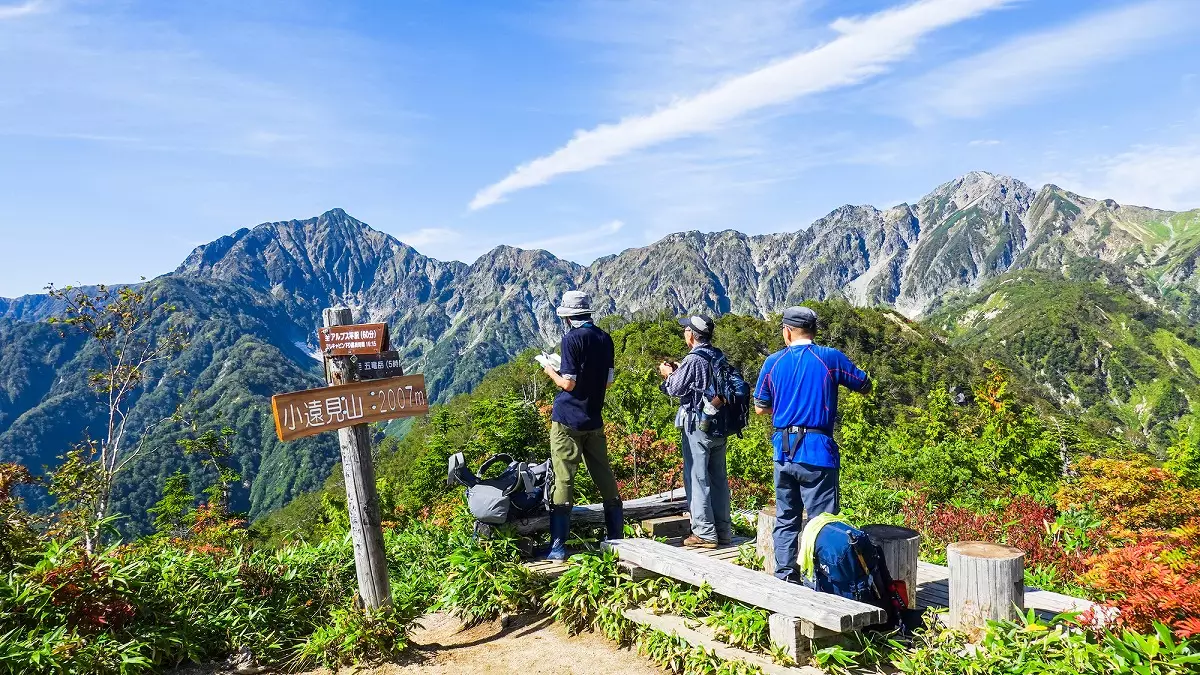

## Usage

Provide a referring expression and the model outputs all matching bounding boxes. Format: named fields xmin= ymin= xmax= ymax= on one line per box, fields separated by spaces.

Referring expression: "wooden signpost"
xmin=270 ymin=309 xmax=427 ymax=611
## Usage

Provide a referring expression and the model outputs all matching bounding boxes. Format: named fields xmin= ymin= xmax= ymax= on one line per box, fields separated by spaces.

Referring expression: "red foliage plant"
xmin=613 ymin=429 xmax=681 ymax=500
xmin=1081 ymin=520 xmax=1200 ymax=637
xmin=901 ymin=493 xmax=1096 ymax=579
xmin=34 ymin=554 xmax=136 ymax=632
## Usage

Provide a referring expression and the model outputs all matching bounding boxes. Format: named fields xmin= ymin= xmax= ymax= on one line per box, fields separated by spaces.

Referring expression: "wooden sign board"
xmin=272 ymin=374 xmax=428 ymax=441
xmin=355 ymin=351 xmax=405 ymax=381
xmin=318 ymin=323 xmax=389 ymax=356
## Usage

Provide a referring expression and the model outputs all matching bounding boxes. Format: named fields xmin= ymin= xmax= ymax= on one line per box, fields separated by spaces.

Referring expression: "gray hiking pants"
xmin=680 ymin=426 xmax=732 ymax=542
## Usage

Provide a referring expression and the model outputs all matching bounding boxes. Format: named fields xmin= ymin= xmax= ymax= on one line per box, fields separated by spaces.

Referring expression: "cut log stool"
xmin=947 ymin=541 xmax=1025 ymax=638
xmin=862 ymin=524 xmax=920 ymax=609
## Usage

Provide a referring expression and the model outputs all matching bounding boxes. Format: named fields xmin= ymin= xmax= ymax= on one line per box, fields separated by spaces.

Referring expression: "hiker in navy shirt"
xmin=541 ymin=290 xmax=622 ymax=560
xmin=753 ymin=306 xmax=871 ymax=583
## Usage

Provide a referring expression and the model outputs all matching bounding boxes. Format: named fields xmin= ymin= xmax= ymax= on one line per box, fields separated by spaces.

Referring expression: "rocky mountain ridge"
xmin=4 ymin=170 xmax=1199 ymax=527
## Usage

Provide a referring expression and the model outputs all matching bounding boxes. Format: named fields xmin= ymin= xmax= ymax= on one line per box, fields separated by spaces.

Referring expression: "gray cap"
xmin=782 ymin=306 xmax=817 ymax=329
xmin=556 ymin=290 xmax=593 ymax=317
xmin=678 ymin=315 xmax=714 ymax=338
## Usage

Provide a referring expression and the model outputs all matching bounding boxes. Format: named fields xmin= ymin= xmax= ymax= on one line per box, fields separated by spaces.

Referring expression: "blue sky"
xmin=1 ymin=0 xmax=1198 ymax=297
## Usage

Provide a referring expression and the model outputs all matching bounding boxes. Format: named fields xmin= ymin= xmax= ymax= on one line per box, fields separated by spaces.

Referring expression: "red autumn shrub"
xmin=612 ymin=429 xmax=681 ymax=499
xmin=1081 ymin=520 xmax=1200 ymax=637
xmin=901 ymin=493 xmax=1100 ymax=578
xmin=1056 ymin=456 xmax=1200 ymax=533
xmin=34 ymin=553 xmax=136 ymax=632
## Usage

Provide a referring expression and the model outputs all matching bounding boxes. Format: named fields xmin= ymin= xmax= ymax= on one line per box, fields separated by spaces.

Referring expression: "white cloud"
xmin=968 ymin=139 xmax=1001 ymax=146
xmin=0 ymin=0 xmax=41 ymax=20
xmin=1060 ymin=141 xmax=1200 ymax=211
xmin=517 ymin=220 xmax=625 ymax=259
xmin=469 ymin=0 xmax=1014 ymax=210
xmin=394 ymin=228 xmax=462 ymax=250
xmin=905 ymin=0 xmax=1193 ymax=121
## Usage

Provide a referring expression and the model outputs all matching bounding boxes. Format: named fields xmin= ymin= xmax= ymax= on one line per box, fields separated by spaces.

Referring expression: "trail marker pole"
xmin=324 ymin=307 xmax=392 ymax=610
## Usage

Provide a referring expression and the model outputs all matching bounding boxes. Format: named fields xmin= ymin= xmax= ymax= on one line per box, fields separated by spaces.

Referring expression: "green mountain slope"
xmin=933 ymin=268 xmax=1200 ymax=448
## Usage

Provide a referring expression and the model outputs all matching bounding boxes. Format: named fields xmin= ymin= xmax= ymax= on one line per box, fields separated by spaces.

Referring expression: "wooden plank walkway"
xmin=511 ymin=489 xmax=687 ymax=534
xmin=913 ymin=560 xmax=1093 ymax=619
xmin=603 ymin=538 xmax=886 ymax=632
xmin=523 ymin=536 xmax=752 ymax=579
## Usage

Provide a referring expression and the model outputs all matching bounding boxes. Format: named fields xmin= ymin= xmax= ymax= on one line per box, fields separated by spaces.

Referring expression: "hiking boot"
xmin=546 ymin=505 xmax=571 ymax=561
xmin=603 ymin=499 xmax=624 ymax=541
xmin=683 ymin=534 xmax=718 ymax=549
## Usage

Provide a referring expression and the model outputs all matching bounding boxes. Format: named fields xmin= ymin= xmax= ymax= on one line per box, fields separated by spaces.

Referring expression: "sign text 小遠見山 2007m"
xmin=271 ymin=374 xmax=428 ymax=441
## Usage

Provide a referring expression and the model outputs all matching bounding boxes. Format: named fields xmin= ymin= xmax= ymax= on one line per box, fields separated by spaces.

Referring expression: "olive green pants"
xmin=549 ymin=421 xmax=620 ymax=506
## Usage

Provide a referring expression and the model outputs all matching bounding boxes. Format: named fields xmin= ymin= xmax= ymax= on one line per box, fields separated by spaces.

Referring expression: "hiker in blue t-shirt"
xmin=541 ymin=290 xmax=622 ymax=560
xmin=753 ymin=306 xmax=872 ymax=583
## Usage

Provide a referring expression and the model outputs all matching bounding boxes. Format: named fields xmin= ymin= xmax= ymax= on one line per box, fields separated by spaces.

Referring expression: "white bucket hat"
xmin=556 ymin=290 xmax=592 ymax=317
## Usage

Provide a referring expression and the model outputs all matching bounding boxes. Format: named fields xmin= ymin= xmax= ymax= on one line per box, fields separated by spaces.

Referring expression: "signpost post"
xmin=270 ymin=308 xmax=428 ymax=611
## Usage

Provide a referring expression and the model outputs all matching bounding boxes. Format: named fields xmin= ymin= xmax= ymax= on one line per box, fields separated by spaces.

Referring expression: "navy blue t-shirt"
xmin=753 ymin=342 xmax=870 ymax=468
xmin=551 ymin=323 xmax=615 ymax=431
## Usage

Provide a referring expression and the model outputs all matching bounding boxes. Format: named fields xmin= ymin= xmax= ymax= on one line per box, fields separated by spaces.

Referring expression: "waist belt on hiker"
xmin=775 ymin=426 xmax=832 ymax=463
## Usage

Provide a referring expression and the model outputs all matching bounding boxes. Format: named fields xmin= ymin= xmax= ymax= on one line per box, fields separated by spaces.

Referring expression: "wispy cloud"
xmin=469 ymin=0 xmax=1013 ymax=210
xmin=1050 ymin=139 xmax=1200 ymax=212
xmin=904 ymin=0 xmax=1193 ymax=121
xmin=968 ymin=139 xmax=1001 ymax=147
xmin=394 ymin=227 xmax=462 ymax=250
xmin=0 ymin=0 xmax=41 ymax=20
xmin=517 ymin=220 xmax=625 ymax=259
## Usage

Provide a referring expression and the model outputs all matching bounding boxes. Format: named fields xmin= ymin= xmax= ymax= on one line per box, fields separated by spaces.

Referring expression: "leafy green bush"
xmin=294 ymin=605 xmax=417 ymax=670
xmin=893 ymin=611 xmax=1200 ymax=675
xmin=438 ymin=534 xmax=546 ymax=626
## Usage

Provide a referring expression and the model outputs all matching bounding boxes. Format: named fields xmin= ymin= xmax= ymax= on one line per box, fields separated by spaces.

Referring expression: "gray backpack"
xmin=447 ymin=452 xmax=552 ymax=525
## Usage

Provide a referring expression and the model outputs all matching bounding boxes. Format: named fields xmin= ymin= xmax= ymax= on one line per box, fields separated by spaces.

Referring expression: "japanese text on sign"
xmin=318 ymin=323 xmax=390 ymax=356
xmin=272 ymin=375 xmax=428 ymax=441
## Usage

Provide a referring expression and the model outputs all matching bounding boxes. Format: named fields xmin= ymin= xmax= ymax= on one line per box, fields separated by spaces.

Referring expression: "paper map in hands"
xmin=535 ymin=352 xmax=562 ymax=372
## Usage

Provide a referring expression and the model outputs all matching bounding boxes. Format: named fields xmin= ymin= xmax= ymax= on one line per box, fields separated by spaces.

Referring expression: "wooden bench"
xmin=511 ymin=490 xmax=688 ymax=535
xmin=604 ymin=537 xmax=884 ymax=640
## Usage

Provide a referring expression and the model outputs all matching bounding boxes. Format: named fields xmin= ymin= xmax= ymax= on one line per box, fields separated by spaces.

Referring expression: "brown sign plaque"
xmin=318 ymin=323 xmax=390 ymax=356
xmin=271 ymin=374 xmax=428 ymax=441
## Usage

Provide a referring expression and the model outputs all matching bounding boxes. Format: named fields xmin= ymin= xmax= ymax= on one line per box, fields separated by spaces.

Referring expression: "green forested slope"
xmin=933 ymin=267 xmax=1200 ymax=449
xmin=0 ymin=276 xmax=339 ymax=531
xmin=254 ymin=301 xmax=1063 ymax=541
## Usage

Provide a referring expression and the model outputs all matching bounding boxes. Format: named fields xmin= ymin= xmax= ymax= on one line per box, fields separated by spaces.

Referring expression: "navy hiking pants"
xmin=772 ymin=461 xmax=839 ymax=583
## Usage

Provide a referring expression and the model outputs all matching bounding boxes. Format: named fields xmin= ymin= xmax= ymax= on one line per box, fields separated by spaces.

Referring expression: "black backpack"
xmin=693 ymin=346 xmax=751 ymax=438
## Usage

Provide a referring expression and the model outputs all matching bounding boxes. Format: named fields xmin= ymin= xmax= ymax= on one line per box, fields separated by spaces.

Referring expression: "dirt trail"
xmin=302 ymin=612 xmax=662 ymax=675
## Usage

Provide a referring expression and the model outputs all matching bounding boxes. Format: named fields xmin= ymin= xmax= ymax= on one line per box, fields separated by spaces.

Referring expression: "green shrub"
xmin=437 ymin=534 xmax=545 ymax=626
xmin=294 ymin=605 xmax=417 ymax=670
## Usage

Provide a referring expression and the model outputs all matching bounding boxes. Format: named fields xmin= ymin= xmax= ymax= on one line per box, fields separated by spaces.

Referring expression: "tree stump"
xmin=862 ymin=525 xmax=920 ymax=609
xmin=756 ymin=508 xmax=776 ymax=575
xmin=947 ymin=541 xmax=1024 ymax=637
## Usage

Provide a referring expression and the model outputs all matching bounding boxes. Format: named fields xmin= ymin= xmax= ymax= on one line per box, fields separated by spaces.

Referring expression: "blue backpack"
xmin=693 ymin=346 xmax=751 ymax=438
xmin=808 ymin=521 xmax=907 ymax=631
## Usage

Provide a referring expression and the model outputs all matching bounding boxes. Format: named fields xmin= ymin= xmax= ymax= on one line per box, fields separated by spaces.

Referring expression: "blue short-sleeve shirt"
xmin=753 ymin=343 xmax=870 ymax=468
xmin=551 ymin=323 xmax=615 ymax=431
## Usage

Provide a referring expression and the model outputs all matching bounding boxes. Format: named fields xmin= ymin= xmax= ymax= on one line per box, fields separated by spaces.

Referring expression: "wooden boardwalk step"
xmin=914 ymin=561 xmax=1093 ymax=619
xmin=604 ymin=538 xmax=885 ymax=632
xmin=623 ymin=608 xmax=822 ymax=675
